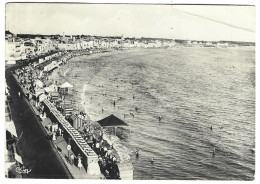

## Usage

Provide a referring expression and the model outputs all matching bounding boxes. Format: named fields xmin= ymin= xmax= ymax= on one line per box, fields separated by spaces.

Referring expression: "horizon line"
xmin=5 ymin=30 xmax=255 ymax=43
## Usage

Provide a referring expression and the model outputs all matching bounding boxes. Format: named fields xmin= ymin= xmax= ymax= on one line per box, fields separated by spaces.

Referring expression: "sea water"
xmin=54 ymin=47 xmax=255 ymax=180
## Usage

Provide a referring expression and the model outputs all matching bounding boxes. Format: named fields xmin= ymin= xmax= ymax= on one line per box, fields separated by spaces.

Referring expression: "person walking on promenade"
xmin=51 ymin=123 xmax=55 ymax=133
xmin=77 ymin=154 xmax=82 ymax=170
xmin=52 ymin=132 xmax=56 ymax=141
xmin=70 ymin=154 xmax=74 ymax=165
xmin=18 ymin=91 xmax=21 ymax=98
xmin=96 ymin=142 xmax=100 ymax=154
xmin=112 ymin=155 xmax=117 ymax=163
xmin=58 ymin=127 xmax=62 ymax=136
xmin=61 ymin=129 xmax=64 ymax=137
xmin=48 ymin=123 xmax=51 ymax=132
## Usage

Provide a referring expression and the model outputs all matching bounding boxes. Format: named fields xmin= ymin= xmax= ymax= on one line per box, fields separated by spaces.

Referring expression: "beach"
xmin=50 ymin=47 xmax=255 ymax=180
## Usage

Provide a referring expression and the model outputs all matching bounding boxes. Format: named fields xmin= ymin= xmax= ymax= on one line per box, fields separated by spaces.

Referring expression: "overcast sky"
xmin=5 ymin=3 xmax=255 ymax=42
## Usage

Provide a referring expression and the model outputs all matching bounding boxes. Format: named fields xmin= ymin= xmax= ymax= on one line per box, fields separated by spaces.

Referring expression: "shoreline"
xmin=6 ymin=46 xmax=255 ymax=180
xmin=80 ymin=84 xmax=131 ymax=164
xmin=66 ymin=51 xmax=133 ymax=164
xmin=50 ymin=48 xmax=134 ymax=173
xmin=48 ymin=48 xmax=137 ymax=165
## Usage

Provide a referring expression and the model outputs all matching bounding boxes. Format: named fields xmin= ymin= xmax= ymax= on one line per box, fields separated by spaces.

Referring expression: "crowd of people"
xmin=13 ymin=51 xmax=122 ymax=179
xmin=74 ymin=123 xmax=120 ymax=179
xmin=70 ymin=153 xmax=83 ymax=170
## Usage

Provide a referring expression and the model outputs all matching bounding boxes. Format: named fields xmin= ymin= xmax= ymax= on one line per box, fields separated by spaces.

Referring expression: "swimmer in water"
xmin=130 ymin=112 xmax=134 ymax=118
xmin=212 ymin=147 xmax=216 ymax=157
xmin=251 ymin=148 xmax=255 ymax=154
xmin=135 ymin=149 xmax=139 ymax=158
xmin=150 ymin=157 xmax=154 ymax=164
xmin=158 ymin=114 xmax=162 ymax=122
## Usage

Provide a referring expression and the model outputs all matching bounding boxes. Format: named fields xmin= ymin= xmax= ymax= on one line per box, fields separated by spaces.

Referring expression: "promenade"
xmin=29 ymin=99 xmax=104 ymax=179
xmin=5 ymin=65 xmax=72 ymax=179
xmin=6 ymin=49 xmax=133 ymax=179
xmin=9 ymin=63 xmax=104 ymax=179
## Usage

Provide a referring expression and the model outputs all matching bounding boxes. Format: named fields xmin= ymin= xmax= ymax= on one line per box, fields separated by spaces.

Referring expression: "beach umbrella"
xmin=59 ymin=81 xmax=73 ymax=88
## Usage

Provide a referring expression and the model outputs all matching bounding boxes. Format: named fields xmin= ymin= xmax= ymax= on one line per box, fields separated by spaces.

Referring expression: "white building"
xmin=217 ymin=42 xmax=229 ymax=47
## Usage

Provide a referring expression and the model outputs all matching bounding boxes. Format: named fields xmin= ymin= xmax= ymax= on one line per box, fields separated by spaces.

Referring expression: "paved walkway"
xmin=6 ymin=68 xmax=72 ymax=179
xmin=29 ymin=101 xmax=104 ymax=179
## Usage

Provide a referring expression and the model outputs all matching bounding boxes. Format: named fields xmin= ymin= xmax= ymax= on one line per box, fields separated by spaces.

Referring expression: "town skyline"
xmin=5 ymin=30 xmax=255 ymax=44
xmin=6 ymin=3 xmax=255 ymax=42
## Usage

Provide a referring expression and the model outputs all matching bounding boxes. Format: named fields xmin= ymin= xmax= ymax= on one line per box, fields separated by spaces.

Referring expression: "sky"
xmin=5 ymin=3 xmax=255 ymax=42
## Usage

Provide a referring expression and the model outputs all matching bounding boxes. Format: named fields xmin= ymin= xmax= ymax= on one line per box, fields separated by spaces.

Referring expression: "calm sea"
xmin=54 ymin=47 xmax=255 ymax=180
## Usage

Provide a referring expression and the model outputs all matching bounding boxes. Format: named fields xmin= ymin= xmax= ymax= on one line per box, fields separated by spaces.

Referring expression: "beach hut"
xmin=62 ymin=101 xmax=74 ymax=116
xmin=59 ymin=81 xmax=73 ymax=95
xmin=97 ymin=114 xmax=129 ymax=135
xmin=68 ymin=114 xmax=86 ymax=130
xmin=51 ymin=92 xmax=59 ymax=101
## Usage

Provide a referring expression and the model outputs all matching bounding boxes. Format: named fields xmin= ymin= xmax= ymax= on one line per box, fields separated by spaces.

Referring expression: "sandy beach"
xmin=50 ymin=50 xmax=134 ymax=163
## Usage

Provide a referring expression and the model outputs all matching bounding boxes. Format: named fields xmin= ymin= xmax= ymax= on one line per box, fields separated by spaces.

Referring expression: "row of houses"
xmin=56 ymin=36 xmax=176 ymax=50
xmin=175 ymin=39 xmax=255 ymax=47
xmin=5 ymin=31 xmax=57 ymax=64
xmin=6 ymin=30 xmax=254 ymax=64
xmin=5 ymin=31 xmax=176 ymax=63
